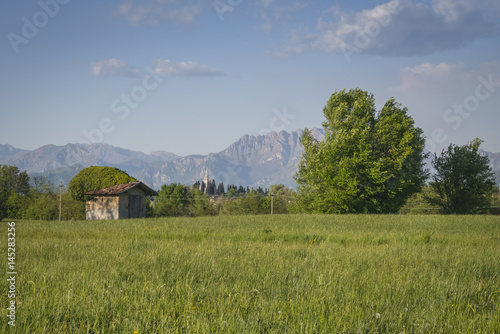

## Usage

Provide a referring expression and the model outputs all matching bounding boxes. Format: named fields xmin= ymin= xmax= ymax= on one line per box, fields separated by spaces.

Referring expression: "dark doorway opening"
xmin=129 ymin=195 xmax=142 ymax=218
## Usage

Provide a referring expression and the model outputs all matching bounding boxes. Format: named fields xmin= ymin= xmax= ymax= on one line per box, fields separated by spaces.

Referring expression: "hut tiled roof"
xmin=86 ymin=182 xmax=158 ymax=196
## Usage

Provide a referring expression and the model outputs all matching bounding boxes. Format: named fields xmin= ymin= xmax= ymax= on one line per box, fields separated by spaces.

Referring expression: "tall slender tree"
xmin=217 ymin=182 xmax=225 ymax=195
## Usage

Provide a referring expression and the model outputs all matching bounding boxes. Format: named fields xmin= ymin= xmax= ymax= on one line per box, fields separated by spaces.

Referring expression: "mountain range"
xmin=1 ymin=129 xmax=499 ymax=190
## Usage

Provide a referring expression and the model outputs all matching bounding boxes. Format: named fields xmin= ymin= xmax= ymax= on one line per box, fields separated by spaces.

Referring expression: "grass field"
xmin=1 ymin=215 xmax=499 ymax=333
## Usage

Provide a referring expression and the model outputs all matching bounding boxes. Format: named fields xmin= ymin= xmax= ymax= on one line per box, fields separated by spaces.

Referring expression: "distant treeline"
xmin=192 ymin=180 xmax=272 ymax=197
xmin=149 ymin=183 xmax=295 ymax=217
xmin=0 ymin=164 xmax=298 ymax=220
xmin=0 ymin=165 xmax=85 ymax=221
xmin=1 ymin=164 xmax=499 ymax=221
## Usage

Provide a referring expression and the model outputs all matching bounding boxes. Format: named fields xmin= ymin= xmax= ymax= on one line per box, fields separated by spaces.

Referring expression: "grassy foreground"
xmin=1 ymin=215 xmax=499 ymax=333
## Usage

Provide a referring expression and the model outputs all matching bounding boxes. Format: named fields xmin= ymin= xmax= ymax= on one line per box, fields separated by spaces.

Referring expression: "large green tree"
xmin=426 ymin=138 xmax=497 ymax=214
xmin=154 ymin=183 xmax=191 ymax=216
xmin=295 ymin=88 xmax=428 ymax=213
xmin=0 ymin=165 xmax=30 ymax=220
xmin=153 ymin=183 xmax=216 ymax=217
xmin=68 ymin=166 xmax=137 ymax=201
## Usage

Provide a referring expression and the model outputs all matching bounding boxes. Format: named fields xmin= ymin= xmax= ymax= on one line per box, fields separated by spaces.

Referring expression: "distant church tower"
xmin=200 ymin=168 xmax=210 ymax=193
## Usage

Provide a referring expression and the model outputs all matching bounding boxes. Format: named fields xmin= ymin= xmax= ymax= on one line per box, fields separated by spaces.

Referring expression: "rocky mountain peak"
xmin=1 ymin=128 xmax=498 ymax=189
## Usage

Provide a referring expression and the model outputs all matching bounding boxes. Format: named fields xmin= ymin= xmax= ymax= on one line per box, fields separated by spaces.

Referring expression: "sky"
xmin=1 ymin=0 xmax=499 ymax=156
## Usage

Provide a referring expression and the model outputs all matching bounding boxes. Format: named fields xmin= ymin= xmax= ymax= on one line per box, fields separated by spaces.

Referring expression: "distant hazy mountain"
xmin=1 ymin=143 xmax=179 ymax=174
xmin=0 ymin=144 xmax=28 ymax=161
xmin=1 ymin=130 xmax=498 ymax=189
xmin=134 ymin=128 xmax=326 ymax=189
xmin=480 ymin=150 xmax=500 ymax=171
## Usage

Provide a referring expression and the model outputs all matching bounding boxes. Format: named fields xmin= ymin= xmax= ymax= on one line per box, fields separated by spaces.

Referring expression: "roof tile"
xmin=86 ymin=182 xmax=158 ymax=196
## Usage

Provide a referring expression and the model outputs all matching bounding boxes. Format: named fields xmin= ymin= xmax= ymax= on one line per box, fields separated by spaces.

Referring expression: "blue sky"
xmin=1 ymin=0 xmax=499 ymax=156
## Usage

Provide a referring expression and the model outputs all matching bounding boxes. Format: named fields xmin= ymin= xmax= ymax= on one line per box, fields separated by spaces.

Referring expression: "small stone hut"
xmin=85 ymin=182 xmax=158 ymax=220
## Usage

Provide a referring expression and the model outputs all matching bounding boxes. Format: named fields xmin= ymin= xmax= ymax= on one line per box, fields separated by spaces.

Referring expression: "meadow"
xmin=1 ymin=215 xmax=499 ymax=333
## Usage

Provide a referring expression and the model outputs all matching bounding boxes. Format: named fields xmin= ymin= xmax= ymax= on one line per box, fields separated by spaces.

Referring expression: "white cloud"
xmin=256 ymin=1 xmax=309 ymax=35
xmin=277 ymin=0 xmax=498 ymax=57
xmin=262 ymin=0 xmax=275 ymax=9
xmin=394 ymin=61 xmax=500 ymax=94
xmin=271 ymin=26 xmax=315 ymax=58
xmin=152 ymin=59 xmax=224 ymax=77
xmin=431 ymin=0 xmax=471 ymax=22
xmin=259 ymin=13 xmax=273 ymax=34
xmin=160 ymin=5 xmax=202 ymax=26
xmin=389 ymin=60 xmax=500 ymax=154
xmin=260 ymin=21 xmax=273 ymax=34
xmin=90 ymin=58 xmax=140 ymax=78
xmin=116 ymin=0 xmax=202 ymax=27
xmin=116 ymin=1 xmax=157 ymax=26
xmin=403 ymin=62 xmax=468 ymax=78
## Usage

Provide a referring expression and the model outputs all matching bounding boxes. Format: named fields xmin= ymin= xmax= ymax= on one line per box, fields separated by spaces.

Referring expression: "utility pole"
xmin=271 ymin=194 xmax=274 ymax=215
xmin=59 ymin=182 xmax=63 ymax=221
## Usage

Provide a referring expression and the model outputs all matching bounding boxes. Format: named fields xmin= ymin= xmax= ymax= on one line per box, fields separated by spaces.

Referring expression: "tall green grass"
xmin=1 ymin=215 xmax=499 ymax=333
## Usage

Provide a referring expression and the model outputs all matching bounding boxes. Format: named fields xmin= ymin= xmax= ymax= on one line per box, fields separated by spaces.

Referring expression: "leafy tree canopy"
xmin=0 ymin=165 xmax=31 ymax=220
xmin=68 ymin=166 xmax=137 ymax=201
xmin=0 ymin=165 xmax=30 ymax=197
xmin=226 ymin=188 xmax=240 ymax=198
xmin=295 ymin=88 xmax=428 ymax=213
xmin=426 ymin=138 xmax=497 ymax=214
xmin=153 ymin=183 xmax=216 ymax=217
